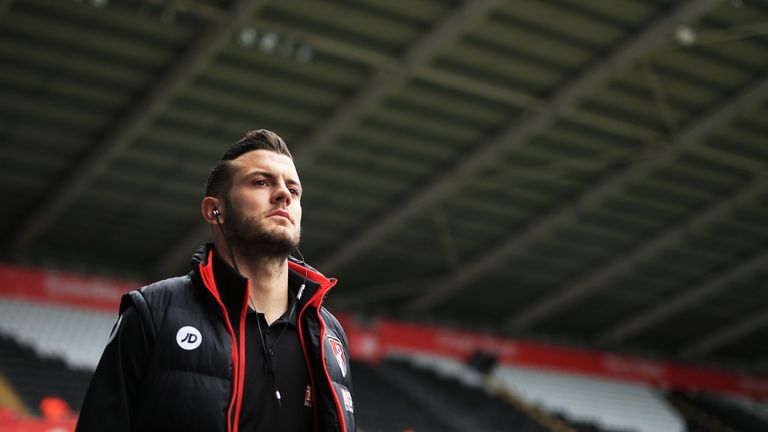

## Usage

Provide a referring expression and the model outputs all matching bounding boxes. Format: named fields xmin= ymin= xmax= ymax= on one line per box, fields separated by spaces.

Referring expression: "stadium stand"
xmin=5 ymin=295 xmax=768 ymax=432
xmin=0 ymin=372 xmax=28 ymax=416
xmin=665 ymin=392 xmax=737 ymax=432
xmin=352 ymin=360 xmax=450 ymax=432
xmin=667 ymin=391 xmax=768 ymax=432
xmin=379 ymin=355 xmax=550 ymax=432
xmin=0 ymin=299 xmax=114 ymax=370
xmin=494 ymin=363 xmax=685 ymax=432
xmin=0 ymin=333 xmax=91 ymax=414
xmin=392 ymin=353 xmax=648 ymax=432
xmin=715 ymin=394 xmax=768 ymax=424
xmin=0 ymin=298 xmax=110 ymax=418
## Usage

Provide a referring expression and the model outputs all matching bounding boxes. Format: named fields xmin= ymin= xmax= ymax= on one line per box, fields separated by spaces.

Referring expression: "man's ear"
xmin=201 ymin=197 xmax=222 ymax=225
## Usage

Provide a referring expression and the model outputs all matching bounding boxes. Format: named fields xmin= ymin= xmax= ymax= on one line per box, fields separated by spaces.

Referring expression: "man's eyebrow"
xmin=245 ymin=170 xmax=275 ymax=180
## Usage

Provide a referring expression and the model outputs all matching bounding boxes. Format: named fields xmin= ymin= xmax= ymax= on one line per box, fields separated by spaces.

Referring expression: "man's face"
xmin=222 ymin=150 xmax=302 ymax=258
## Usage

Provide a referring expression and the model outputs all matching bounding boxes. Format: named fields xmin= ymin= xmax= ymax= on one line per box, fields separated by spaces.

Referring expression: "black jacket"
xmin=76 ymin=244 xmax=355 ymax=432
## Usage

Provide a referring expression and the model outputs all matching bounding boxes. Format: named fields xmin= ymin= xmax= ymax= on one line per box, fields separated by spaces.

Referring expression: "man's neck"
xmin=217 ymin=241 xmax=290 ymax=325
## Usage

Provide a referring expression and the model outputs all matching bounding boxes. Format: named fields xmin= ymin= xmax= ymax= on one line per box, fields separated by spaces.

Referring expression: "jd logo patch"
xmin=328 ymin=336 xmax=347 ymax=377
xmin=176 ymin=326 xmax=202 ymax=350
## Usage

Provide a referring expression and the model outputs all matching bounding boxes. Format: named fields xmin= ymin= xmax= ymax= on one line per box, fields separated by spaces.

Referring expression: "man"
xmin=76 ymin=130 xmax=355 ymax=432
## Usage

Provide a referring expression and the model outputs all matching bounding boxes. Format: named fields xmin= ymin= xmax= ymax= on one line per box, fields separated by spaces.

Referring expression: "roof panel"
xmin=555 ymin=0 xmax=657 ymax=24
xmin=496 ymin=0 xmax=625 ymax=46
xmin=263 ymin=0 xmax=423 ymax=51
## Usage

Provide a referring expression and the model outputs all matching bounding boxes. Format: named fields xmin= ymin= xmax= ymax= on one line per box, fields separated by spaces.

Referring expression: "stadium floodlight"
xmin=238 ymin=26 xmax=258 ymax=47
xmin=259 ymin=31 xmax=279 ymax=53
xmin=674 ymin=25 xmax=696 ymax=46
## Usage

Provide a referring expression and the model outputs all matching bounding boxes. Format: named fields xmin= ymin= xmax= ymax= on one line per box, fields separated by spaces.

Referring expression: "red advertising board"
xmin=340 ymin=317 xmax=768 ymax=399
xmin=0 ymin=263 xmax=137 ymax=312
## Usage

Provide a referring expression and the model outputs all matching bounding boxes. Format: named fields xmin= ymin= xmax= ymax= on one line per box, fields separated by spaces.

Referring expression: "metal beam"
xmin=681 ymin=300 xmax=768 ymax=359
xmin=318 ymin=0 xmax=721 ymax=274
xmin=597 ymin=187 xmax=768 ymax=345
xmin=498 ymin=177 xmax=768 ymax=342
xmin=152 ymin=3 xmax=398 ymax=68
xmin=10 ymin=0 xmax=269 ymax=254
xmin=594 ymin=181 xmax=767 ymax=341
xmin=293 ymin=0 xmax=503 ymax=170
xmin=158 ymin=118 xmax=655 ymax=278
xmin=493 ymin=72 xmax=768 ymax=328
xmin=154 ymin=0 xmax=502 ymax=276
xmin=403 ymin=0 xmax=731 ymax=313
xmin=601 ymin=250 xmax=768 ymax=352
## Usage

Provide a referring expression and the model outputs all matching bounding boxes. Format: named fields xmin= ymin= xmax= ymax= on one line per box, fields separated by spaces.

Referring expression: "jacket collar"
xmin=191 ymin=243 xmax=336 ymax=318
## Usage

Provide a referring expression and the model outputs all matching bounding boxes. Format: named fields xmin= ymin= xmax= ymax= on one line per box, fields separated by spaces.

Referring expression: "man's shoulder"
xmin=120 ymin=275 xmax=195 ymax=311
xmin=119 ymin=274 xmax=200 ymax=330
xmin=141 ymin=274 xmax=194 ymax=295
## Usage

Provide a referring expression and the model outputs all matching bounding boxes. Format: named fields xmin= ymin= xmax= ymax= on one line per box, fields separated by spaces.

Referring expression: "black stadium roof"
xmin=1 ymin=0 xmax=768 ymax=377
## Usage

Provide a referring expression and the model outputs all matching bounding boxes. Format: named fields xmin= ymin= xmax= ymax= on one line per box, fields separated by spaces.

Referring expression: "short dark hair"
xmin=205 ymin=129 xmax=293 ymax=198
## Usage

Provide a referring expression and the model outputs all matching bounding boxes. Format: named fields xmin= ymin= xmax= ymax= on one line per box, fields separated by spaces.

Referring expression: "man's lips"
xmin=268 ymin=210 xmax=292 ymax=223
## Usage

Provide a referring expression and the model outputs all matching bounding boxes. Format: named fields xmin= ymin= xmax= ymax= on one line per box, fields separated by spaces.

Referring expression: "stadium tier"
xmin=667 ymin=391 xmax=768 ymax=432
xmin=352 ymin=360 xmax=450 ymax=432
xmin=0 ymin=333 xmax=91 ymax=415
xmin=0 ymin=299 xmax=114 ymax=370
xmin=494 ymin=360 xmax=684 ymax=431
xmin=376 ymin=356 xmax=550 ymax=432
xmin=3 ymin=296 xmax=768 ymax=431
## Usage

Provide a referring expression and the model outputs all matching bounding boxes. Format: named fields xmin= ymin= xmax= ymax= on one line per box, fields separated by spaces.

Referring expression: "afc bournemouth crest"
xmin=327 ymin=336 xmax=347 ymax=377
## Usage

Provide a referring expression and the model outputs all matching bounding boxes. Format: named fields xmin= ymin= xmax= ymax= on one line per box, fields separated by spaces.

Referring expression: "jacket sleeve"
xmin=75 ymin=294 xmax=153 ymax=432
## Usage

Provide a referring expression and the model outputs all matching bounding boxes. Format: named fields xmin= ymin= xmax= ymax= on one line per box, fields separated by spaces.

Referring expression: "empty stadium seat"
xmin=669 ymin=391 xmax=768 ymax=432
xmin=0 ymin=299 xmax=115 ymax=370
xmin=495 ymin=365 xmax=684 ymax=432
xmin=352 ymin=360 xmax=447 ymax=432
xmin=381 ymin=355 xmax=550 ymax=432
xmin=0 ymin=334 xmax=91 ymax=414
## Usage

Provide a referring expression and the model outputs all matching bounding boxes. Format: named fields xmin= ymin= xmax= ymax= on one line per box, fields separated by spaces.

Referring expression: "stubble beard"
xmin=224 ymin=198 xmax=300 ymax=262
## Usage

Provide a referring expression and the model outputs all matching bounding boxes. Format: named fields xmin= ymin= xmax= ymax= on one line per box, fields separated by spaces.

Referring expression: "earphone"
xmin=212 ymin=209 xmax=221 ymax=217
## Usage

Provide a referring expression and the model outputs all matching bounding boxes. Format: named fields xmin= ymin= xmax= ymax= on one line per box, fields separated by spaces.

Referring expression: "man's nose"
xmin=273 ymin=182 xmax=292 ymax=205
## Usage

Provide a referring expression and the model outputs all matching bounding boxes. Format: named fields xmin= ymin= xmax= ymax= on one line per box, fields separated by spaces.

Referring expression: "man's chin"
xmin=235 ymin=238 xmax=297 ymax=259
xmin=227 ymin=216 xmax=300 ymax=258
xmin=256 ymin=230 xmax=300 ymax=256
xmin=265 ymin=227 xmax=299 ymax=245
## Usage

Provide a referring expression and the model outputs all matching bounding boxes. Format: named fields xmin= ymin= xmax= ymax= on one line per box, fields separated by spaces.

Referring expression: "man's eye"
xmin=253 ymin=179 xmax=268 ymax=186
xmin=289 ymin=188 xmax=300 ymax=196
